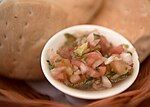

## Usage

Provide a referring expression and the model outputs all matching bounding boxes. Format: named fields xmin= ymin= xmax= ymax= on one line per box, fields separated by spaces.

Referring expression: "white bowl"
xmin=41 ymin=25 xmax=139 ymax=99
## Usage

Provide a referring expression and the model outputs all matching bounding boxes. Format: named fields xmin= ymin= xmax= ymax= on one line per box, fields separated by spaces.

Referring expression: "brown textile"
xmin=0 ymin=56 xmax=149 ymax=107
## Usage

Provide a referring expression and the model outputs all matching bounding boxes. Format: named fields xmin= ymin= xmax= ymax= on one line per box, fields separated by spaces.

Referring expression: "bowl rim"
xmin=41 ymin=25 xmax=140 ymax=99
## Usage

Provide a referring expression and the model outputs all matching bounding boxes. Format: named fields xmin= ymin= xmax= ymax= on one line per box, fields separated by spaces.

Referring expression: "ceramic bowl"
xmin=41 ymin=25 xmax=139 ymax=99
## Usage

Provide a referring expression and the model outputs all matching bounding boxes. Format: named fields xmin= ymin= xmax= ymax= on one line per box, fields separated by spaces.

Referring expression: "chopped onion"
xmin=102 ymin=76 xmax=112 ymax=88
xmin=90 ymin=39 xmax=100 ymax=47
xmin=122 ymin=44 xmax=129 ymax=50
xmin=80 ymin=63 xmax=88 ymax=74
xmin=104 ymin=55 xmax=121 ymax=65
xmin=87 ymin=33 xmax=94 ymax=43
xmin=120 ymin=52 xmax=132 ymax=65
xmin=111 ymin=74 xmax=120 ymax=80
xmin=92 ymin=58 xmax=104 ymax=69
xmin=87 ymin=30 xmax=100 ymax=46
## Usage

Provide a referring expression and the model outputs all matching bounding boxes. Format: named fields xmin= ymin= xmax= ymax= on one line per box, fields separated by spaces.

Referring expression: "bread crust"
xmin=0 ymin=0 xmax=102 ymax=80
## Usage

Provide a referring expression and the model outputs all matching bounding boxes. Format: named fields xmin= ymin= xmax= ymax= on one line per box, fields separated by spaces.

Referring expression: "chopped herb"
xmin=64 ymin=80 xmax=74 ymax=88
xmin=74 ymin=42 xmax=88 ymax=56
xmin=79 ymin=77 xmax=94 ymax=89
xmin=87 ymin=77 xmax=94 ymax=81
xmin=127 ymin=51 xmax=133 ymax=56
xmin=109 ymin=72 xmax=130 ymax=83
xmin=83 ymin=48 xmax=91 ymax=54
xmin=123 ymin=44 xmax=129 ymax=49
xmin=104 ymin=54 xmax=109 ymax=58
xmin=64 ymin=33 xmax=77 ymax=47
xmin=93 ymin=33 xmax=101 ymax=39
xmin=105 ymin=71 xmax=116 ymax=78
xmin=64 ymin=33 xmax=76 ymax=42
xmin=47 ymin=60 xmax=55 ymax=70
xmin=80 ymin=36 xmax=87 ymax=44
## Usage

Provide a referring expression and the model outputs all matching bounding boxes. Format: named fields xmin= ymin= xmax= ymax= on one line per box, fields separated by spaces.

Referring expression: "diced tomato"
xmin=86 ymin=52 xmax=102 ymax=66
xmin=86 ymin=67 xmax=105 ymax=78
xmin=86 ymin=67 xmax=100 ymax=78
xmin=71 ymin=59 xmax=87 ymax=74
xmin=57 ymin=47 xmax=73 ymax=59
xmin=109 ymin=45 xmax=124 ymax=55
xmin=56 ymin=72 xmax=67 ymax=81
xmin=54 ymin=58 xmax=72 ymax=67
xmin=51 ymin=67 xmax=67 ymax=81
xmin=97 ymin=66 xmax=106 ymax=76
xmin=99 ymin=36 xmax=111 ymax=55
xmin=71 ymin=59 xmax=83 ymax=67
xmin=62 ymin=59 xmax=72 ymax=67
xmin=109 ymin=60 xmax=132 ymax=75
xmin=70 ymin=74 xmax=81 ymax=84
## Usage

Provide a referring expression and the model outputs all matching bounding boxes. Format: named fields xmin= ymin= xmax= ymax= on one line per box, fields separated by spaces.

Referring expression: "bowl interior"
xmin=41 ymin=25 xmax=139 ymax=99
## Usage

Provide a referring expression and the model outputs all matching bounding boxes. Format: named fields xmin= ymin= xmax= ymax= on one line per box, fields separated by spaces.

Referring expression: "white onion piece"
xmin=87 ymin=33 xmax=94 ymax=43
xmin=79 ymin=63 xmax=88 ymax=74
xmin=120 ymin=52 xmax=132 ymax=65
xmin=104 ymin=55 xmax=121 ymax=65
xmin=111 ymin=74 xmax=120 ymax=79
xmin=74 ymin=69 xmax=82 ymax=75
xmin=87 ymin=30 xmax=100 ymax=46
xmin=90 ymin=39 xmax=100 ymax=47
xmin=92 ymin=58 xmax=104 ymax=68
xmin=102 ymin=76 xmax=112 ymax=88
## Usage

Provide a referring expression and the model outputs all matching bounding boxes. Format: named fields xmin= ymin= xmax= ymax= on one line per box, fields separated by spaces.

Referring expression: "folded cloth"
xmin=27 ymin=81 xmax=90 ymax=106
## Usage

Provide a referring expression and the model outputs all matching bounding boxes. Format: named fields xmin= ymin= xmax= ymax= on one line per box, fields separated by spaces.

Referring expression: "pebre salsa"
xmin=47 ymin=30 xmax=133 ymax=91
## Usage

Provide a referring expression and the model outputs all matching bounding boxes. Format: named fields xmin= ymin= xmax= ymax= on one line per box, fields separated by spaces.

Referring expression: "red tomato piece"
xmin=70 ymin=74 xmax=81 ymax=84
xmin=86 ymin=52 xmax=102 ymax=66
xmin=51 ymin=67 xmax=67 ymax=81
xmin=87 ymin=67 xmax=105 ymax=78
xmin=58 ymin=47 xmax=73 ymax=59
xmin=109 ymin=45 xmax=124 ymax=55
xmin=99 ymin=36 xmax=111 ymax=55
xmin=97 ymin=66 xmax=106 ymax=77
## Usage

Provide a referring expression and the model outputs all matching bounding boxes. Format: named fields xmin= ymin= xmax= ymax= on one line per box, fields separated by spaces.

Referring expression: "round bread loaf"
xmin=92 ymin=0 xmax=150 ymax=43
xmin=0 ymin=0 xmax=102 ymax=80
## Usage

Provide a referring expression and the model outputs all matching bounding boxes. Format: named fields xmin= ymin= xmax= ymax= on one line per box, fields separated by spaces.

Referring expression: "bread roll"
xmin=92 ymin=0 xmax=150 ymax=43
xmin=0 ymin=0 xmax=102 ymax=80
